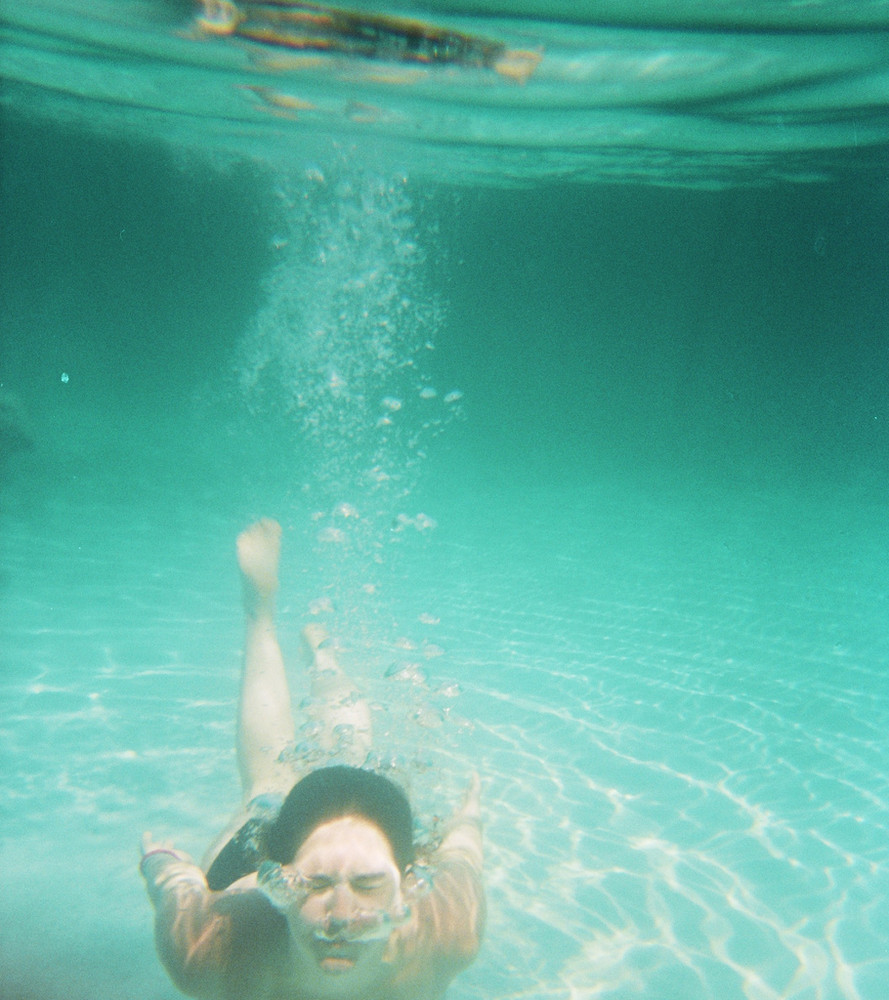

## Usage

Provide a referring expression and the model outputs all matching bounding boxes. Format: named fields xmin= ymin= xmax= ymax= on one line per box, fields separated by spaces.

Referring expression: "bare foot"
xmin=301 ymin=624 xmax=340 ymax=673
xmin=301 ymin=623 xmax=329 ymax=655
xmin=237 ymin=519 xmax=281 ymax=615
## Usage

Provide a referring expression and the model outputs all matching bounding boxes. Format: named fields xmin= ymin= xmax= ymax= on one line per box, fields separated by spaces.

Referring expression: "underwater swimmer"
xmin=141 ymin=518 xmax=484 ymax=1000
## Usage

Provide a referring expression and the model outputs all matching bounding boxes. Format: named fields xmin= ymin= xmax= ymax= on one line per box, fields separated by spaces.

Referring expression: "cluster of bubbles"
xmin=256 ymin=860 xmax=415 ymax=938
xmin=235 ymin=165 xmax=461 ymax=534
xmin=234 ymin=163 xmax=469 ymax=822
xmin=231 ymin=162 xmax=468 ymax=661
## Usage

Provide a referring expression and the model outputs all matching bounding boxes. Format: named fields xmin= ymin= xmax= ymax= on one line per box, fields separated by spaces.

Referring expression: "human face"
xmin=282 ymin=816 xmax=405 ymax=996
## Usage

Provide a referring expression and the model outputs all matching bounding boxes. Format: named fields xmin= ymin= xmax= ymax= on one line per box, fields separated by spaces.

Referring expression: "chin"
xmin=314 ymin=941 xmax=361 ymax=974
xmin=297 ymin=937 xmax=389 ymax=997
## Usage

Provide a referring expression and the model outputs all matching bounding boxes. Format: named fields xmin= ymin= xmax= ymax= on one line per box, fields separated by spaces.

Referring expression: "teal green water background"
xmin=1 ymin=17 xmax=888 ymax=998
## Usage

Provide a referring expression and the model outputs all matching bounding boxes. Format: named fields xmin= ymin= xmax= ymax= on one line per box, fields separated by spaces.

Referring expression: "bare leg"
xmin=202 ymin=521 xmax=372 ymax=872
xmin=236 ymin=518 xmax=296 ymax=803
xmin=301 ymin=623 xmax=372 ymax=766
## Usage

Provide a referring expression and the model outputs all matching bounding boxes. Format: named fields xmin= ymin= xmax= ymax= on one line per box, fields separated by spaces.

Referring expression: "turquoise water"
xmin=2 ymin=3 xmax=889 ymax=999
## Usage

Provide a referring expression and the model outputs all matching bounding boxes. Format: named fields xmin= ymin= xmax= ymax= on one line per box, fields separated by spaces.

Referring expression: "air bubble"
xmin=333 ymin=502 xmax=359 ymax=518
xmin=413 ymin=705 xmax=445 ymax=729
xmin=385 ymin=662 xmax=426 ymax=685
xmin=318 ymin=527 xmax=346 ymax=544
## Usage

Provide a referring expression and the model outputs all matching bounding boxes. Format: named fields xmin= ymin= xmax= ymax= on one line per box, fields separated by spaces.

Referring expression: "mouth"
xmin=312 ymin=936 xmax=361 ymax=972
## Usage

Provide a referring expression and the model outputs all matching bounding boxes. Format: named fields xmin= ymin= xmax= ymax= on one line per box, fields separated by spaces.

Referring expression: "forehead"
xmin=294 ymin=815 xmax=398 ymax=874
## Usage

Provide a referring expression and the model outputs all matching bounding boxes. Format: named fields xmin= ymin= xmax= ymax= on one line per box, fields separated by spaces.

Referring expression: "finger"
xmin=460 ymin=772 xmax=481 ymax=817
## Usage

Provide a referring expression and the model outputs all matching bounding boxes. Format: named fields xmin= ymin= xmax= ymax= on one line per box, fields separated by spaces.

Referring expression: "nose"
xmin=327 ymin=883 xmax=359 ymax=925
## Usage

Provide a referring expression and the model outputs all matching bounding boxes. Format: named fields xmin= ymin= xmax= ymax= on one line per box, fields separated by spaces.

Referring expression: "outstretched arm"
xmin=140 ymin=834 xmax=226 ymax=999
xmin=141 ymin=833 xmax=286 ymax=998
xmin=429 ymin=771 xmax=485 ymax=961
xmin=393 ymin=772 xmax=485 ymax=989
xmin=435 ymin=771 xmax=483 ymax=873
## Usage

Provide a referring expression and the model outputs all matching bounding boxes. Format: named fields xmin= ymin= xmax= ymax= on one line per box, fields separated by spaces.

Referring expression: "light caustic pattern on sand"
xmin=437 ymin=534 xmax=889 ymax=1000
xmin=1 ymin=482 xmax=887 ymax=1000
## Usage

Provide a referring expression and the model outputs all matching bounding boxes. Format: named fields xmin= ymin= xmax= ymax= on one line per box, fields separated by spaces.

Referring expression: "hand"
xmin=141 ymin=831 xmax=193 ymax=865
xmin=455 ymin=771 xmax=481 ymax=823
xmin=436 ymin=772 xmax=483 ymax=868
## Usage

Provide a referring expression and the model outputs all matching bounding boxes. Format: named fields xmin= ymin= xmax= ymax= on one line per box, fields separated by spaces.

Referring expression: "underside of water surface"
xmin=2 ymin=0 xmax=889 ymax=185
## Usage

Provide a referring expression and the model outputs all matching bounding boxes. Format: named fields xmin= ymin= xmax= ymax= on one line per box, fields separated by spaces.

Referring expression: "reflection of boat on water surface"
xmin=1 ymin=0 xmax=888 ymax=183
xmin=195 ymin=0 xmax=542 ymax=81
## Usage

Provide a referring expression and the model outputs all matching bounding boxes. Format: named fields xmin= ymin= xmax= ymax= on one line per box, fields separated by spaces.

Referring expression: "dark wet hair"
xmin=264 ymin=765 xmax=414 ymax=872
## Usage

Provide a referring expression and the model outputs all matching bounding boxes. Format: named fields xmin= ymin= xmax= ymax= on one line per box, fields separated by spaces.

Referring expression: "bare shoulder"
xmin=226 ymin=871 xmax=260 ymax=890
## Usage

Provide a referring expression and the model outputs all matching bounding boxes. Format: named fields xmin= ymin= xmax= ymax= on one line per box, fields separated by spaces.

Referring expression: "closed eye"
xmin=351 ymin=874 xmax=388 ymax=893
xmin=305 ymin=875 xmax=335 ymax=892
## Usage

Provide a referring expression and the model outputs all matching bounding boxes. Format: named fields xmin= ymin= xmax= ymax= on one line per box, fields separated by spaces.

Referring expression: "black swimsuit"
xmin=206 ymin=816 xmax=269 ymax=890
